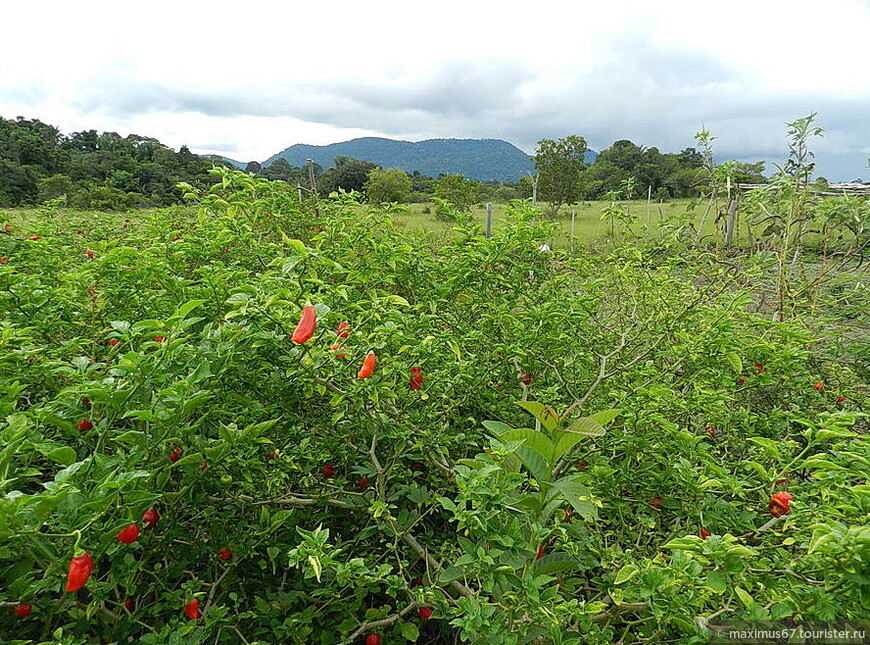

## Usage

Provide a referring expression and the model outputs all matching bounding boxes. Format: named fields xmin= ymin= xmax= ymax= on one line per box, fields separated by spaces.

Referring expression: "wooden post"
xmin=485 ymin=203 xmax=492 ymax=238
xmin=724 ymin=197 xmax=738 ymax=246
xmin=646 ymin=185 xmax=652 ymax=239
xmin=307 ymin=159 xmax=319 ymax=217
xmin=570 ymin=208 xmax=576 ymax=254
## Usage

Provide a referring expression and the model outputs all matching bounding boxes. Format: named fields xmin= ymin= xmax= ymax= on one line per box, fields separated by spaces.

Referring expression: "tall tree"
xmin=365 ymin=167 xmax=411 ymax=204
xmin=532 ymin=135 xmax=589 ymax=213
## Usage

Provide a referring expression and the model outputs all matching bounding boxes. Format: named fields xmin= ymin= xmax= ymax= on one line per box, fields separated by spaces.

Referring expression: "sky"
xmin=3 ymin=0 xmax=869 ymax=181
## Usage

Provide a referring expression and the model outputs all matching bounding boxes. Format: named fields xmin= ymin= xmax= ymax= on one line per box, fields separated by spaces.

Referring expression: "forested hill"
xmin=264 ymin=137 xmax=540 ymax=182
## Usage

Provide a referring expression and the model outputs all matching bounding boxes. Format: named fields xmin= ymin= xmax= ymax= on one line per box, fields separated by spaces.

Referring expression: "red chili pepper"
xmin=836 ymin=396 xmax=846 ymax=402
xmin=78 ymin=419 xmax=92 ymax=432
xmin=184 ymin=597 xmax=199 ymax=620
xmin=418 ymin=606 xmax=434 ymax=620
xmin=107 ymin=339 xmax=119 ymax=347
xmin=291 ymin=306 xmax=317 ymax=344
xmin=86 ymin=250 xmax=94 ymax=259
xmin=769 ymin=492 xmax=793 ymax=517
xmin=124 ymin=598 xmax=134 ymax=611
xmin=357 ymin=353 xmax=376 ymax=379
xmin=814 ymin=382 xmax=824 ymax=391
xmin=117 ymin=523 xmax=140 ymax=544
xmin=536 ymin=544 xmax=545 ymax=560
xmin=15 ymin=603 xmax=32 ymax=617
xmin=705 ymin=426 xmax=716 ymax=439
xmin=336 ymin=322 xmax=351 ymax=339
xmin=700 ymin=528 xmax=711 ymax=539
xmin=81 ymin=397 xmax=90 ymax=406
xmin=154 ymin=335 xmax=165 ymax=343
xmin=652 ymin=497 xmax=663 ymax=509
xmin=519 ymin=373 xmax=532 ymax=386
xmin=65 ymin=552 xmax=94 ymax=592
xmin=142 ymin=509 xmax=160 ymax=530
xmin=323 ymin=463 xmax=334 ymax=479
xmin=409 ymin=367 xmax=423 ymax=390
xmin=366 ymin=635 xmax=381 ymax=645
xmin=219 ymin=547 xmax=232 ymax=561
xmin=358 ymin=477 xmax=369 ymax=489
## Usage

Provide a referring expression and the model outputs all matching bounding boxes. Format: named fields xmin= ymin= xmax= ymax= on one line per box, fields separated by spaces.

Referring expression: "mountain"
xmin=263 ymin=137 xmax=536 ymax=183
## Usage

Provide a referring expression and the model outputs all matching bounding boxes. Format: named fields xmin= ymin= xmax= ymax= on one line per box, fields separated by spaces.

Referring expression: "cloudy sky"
xmin=3 ymin=0 xmax=869 ymax=180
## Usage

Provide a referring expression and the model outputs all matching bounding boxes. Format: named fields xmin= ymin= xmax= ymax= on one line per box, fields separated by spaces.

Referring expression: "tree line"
xmin=0 ymin=116 xmax=229 ymax=209
xmin=1 ymin=115 xmax=767 ymax=211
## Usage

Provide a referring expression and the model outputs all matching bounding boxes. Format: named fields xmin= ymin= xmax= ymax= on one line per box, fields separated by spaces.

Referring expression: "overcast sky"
xmin=3 ymin=0 xmax=869 ymax=180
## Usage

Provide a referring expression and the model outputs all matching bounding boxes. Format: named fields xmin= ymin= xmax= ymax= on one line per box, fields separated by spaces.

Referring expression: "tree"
xmin=364 ymin=167 xmax=411 ymax=204
xmin=433 ymin=173 xmax=480 ymax=213
xmin=319 ymin=157 xmax=378 ymax=195
xmin=532 ymin=135 xmax=589 ymax=213
xmin=260 ymin=158 xmax=294 ymax=182
xmin=245 ymin=161 xmax=262 ymax=175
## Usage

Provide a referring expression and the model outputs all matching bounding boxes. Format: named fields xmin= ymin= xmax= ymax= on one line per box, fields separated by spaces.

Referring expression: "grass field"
xmin=393 ymin=198 xmax=705 ymax=248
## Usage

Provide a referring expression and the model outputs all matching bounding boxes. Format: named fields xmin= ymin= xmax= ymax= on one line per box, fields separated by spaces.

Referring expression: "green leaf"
xmin=172 ymin=299 xmax=206 ymax=320
xmin=747 ymin=437 xmax=780 ymax=457
xmin=801 ymin=456 xmax=845 ymax=470
xmin=735 ymin=586 xmax=754 ymax=608
xmin=482 ymin=420 xmax=515 ymax=435
xmin=564 ymin=417 xmax=606 ymax=438
xmin=438 ymin=566 xmax=463 ymax=584
xmin=400 ymin=621 xmax=420 ymax=642
xmin=501 ymin=428 xmax=554 ymax=465
xmin=515 ymin=401 xmax=559 ymax=433
xmin=39 ymin=444 xmax=77 ymax=466
xmin=725 ymin=352 xmax=743 ymax=374
xmin=534 ymin=552 xmax=581 ymax=576
xmin=815 ymin=428 xmax=854 ymax=441
xmin=661 ymin=536 xmax=703 ymax=551
xmin=551 ymin=475 xmax=598 ymax=521
xmin=613 ymin=564 xmax=638 ymax=585
xmin=706 ymin=569 xmax=728 ymax=594
xmin=589 ymin=409 xmax=622 ymax=426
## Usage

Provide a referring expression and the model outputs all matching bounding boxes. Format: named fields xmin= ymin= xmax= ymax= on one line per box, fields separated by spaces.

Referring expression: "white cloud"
xmin=2 ymin=0 xmax=868 ymax=179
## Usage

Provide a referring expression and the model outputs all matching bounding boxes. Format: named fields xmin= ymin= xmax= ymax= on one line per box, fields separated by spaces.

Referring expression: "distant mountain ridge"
xmin=264 ymin=137 xmax=537 ymax=182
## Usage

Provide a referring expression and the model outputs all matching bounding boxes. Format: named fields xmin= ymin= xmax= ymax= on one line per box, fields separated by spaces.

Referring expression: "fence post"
xmin=485 ymin=203 xmax=492 ymax=238
xmin=570 ymin=208 xmax=576 ymax=254
xmin=307 ymin=159 xmax=319 ymax=217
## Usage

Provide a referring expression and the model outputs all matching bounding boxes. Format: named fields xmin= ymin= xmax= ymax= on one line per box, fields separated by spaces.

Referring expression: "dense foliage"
xmin=0 ymin=164 xmax=867 ymax=644
xmin=0 ymin=116 xmax=227 ymax=209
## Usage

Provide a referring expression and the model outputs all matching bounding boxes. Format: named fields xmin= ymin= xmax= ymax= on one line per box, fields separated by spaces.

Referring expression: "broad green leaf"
xmin=725 ymin=352 xmax=743 ymax=374
xmin=564 ymin=417 xmax=606 ymax=438
xmin=815 ymin=428 xmax=854 ymax=441
xmin=501 ymin=428 xmax=555 ymax=471
xmin=706 ymin=569 xmax=728 ymax=594
xmin=551 ymin=476 xmax=598 ymax=521
xmin=747 ymin=437 xmax=780 ymax=457
xmin=482 ymin=420 xmax=515 ymax=435
xmin=735 ymin=586 xmax=754 ymax=608
xmin=534 ymin=552 xmax=581 ymax=576
xmin=172 ymin=299 xmax=206 ymax=320
xmin=400 ymin=621 xmax=420 ymax=642
xmin=514 ymin=445 xmax=551 ymax=483
xmin=802 ymin=456 xmax=845 ymax=470
xmin=515 ymin=401 xmax=559 ymax=433
xmin=661 ymin=536 xmax=703 ymax=551
xmin=308 ymin=555 xmax=322 ymax=582
xmin=38 ymin=445 xmax=77 ymax=466
xmin=589 ymin=409 xmax=622 ymax=426
xmin=613 ymin=564 xmax=638 ymax=585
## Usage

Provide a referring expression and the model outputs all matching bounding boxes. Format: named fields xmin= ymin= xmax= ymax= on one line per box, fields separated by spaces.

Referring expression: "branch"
xmin=337 ymin=601 xmax=421 ymax=645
